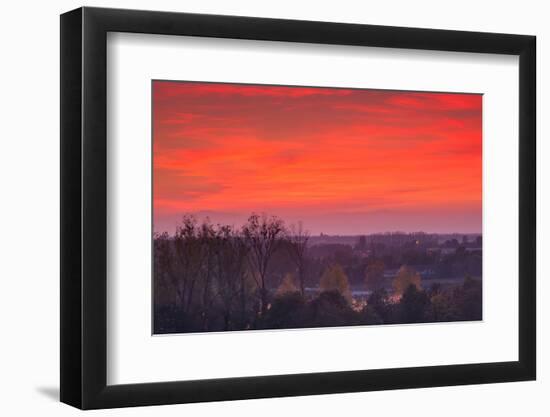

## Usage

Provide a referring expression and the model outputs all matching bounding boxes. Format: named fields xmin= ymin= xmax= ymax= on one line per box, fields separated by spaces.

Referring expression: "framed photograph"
xmin=60 ymin=6 xmax=536 ymax=409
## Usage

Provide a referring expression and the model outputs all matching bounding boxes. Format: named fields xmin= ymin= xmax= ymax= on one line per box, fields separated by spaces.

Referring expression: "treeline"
xmin=153 ymin=214 xmax=481 ymax=334
xmin=314 ymin=240 xmax=482 ymax=284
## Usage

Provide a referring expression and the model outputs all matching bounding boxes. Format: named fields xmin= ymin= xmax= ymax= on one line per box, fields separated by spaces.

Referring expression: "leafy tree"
xmin=429 ymin=292 xmax=459 ymax=322
xmin=366 ymin=288 xmax=391 ymax=322
xmin=306 ymin=290 xmax=358 ymax=327
xmin=276 ymin=273 xmax=299 ymax=297
xmin=320 ymin=264 xmax=352 ymax=302
xmin=392 ymin=265 xmax=421 ymax=296
xmin=399 ymin=284 xmax=429 ymax=323
xmin=456 ymin=275 xmax=482 ymax=320
xmin=360 ymin=305 xmax=384 ymax=325
xmin=261 ymin=291 xmax=305 ymax=329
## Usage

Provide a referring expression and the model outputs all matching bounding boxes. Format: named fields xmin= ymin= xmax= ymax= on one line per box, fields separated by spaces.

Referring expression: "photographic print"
xmin=152 ymin=80 xmax=482 ymax=335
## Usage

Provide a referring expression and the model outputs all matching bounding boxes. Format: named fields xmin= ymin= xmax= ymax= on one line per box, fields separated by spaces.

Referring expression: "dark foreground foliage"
xmin=154 ymin=279 xmax=482 ymax=334
xmin=153 ymin=214 xmax=482 ymax=334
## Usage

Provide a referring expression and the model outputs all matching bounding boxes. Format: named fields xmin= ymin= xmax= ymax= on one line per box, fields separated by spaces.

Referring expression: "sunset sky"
xmin=153 ymin=81 xmax=482 ymax=235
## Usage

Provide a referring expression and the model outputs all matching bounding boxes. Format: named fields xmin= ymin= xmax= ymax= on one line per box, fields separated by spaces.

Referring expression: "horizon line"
xmin=152 ymin=229 xmax=482 ymax=237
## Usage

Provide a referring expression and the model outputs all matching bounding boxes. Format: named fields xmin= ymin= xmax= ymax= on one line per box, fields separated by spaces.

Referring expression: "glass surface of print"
xmin=152 ymin=81 xmax=482 ymax=335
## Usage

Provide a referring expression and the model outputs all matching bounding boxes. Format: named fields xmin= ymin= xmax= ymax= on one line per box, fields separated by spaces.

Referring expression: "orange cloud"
xmin=153 ymin=81 xmax=482 ymax=234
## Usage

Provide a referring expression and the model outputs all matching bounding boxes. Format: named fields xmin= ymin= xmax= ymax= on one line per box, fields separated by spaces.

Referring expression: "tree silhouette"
xmin=286 ymin=221 xmax=310 ymax=296
xmin=399 ymin=284 xmax=429 ymax=323
xmin=392 ymin=265 xmax=421 ymax=297
xmin=320 ymin=264 xmax=352 ymax=302
xmin=173 ymin=215 xmax=206 ymax=315
xmin=211 ymin=224 xmax=249 ymax=330
xmin=276 ymin=273 xmax=299 ymax=297
xmin=242 ymin=213 xmax=286 ymax=315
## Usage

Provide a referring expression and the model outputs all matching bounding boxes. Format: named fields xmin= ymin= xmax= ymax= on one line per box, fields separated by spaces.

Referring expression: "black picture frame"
xmin=60 ymin=6 xmax=536 ymax=410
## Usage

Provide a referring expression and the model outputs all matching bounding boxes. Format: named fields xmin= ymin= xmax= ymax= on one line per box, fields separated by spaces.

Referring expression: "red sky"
xmin=153 ymin=81 xmax=482 ymax=235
